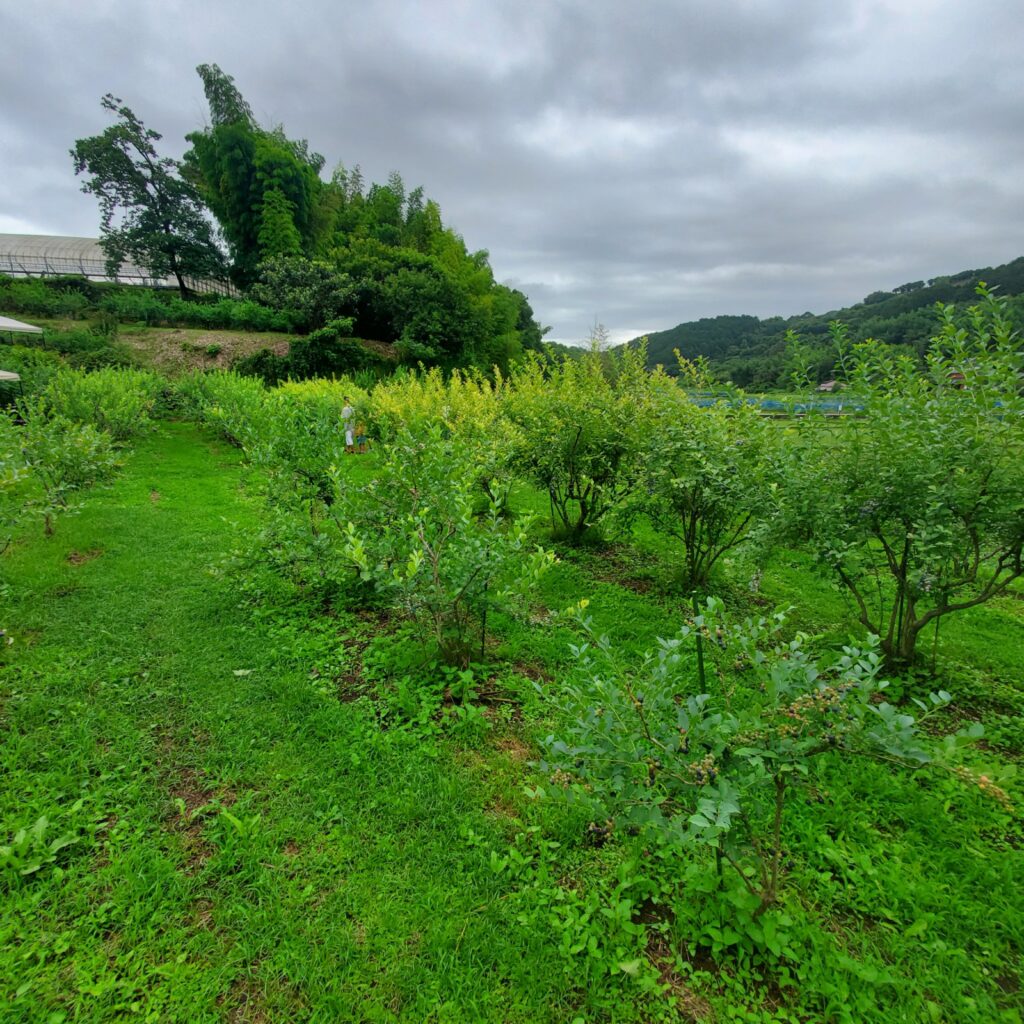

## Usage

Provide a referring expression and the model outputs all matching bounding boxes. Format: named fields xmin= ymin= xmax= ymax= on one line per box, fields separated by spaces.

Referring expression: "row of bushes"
xmin=1 ymin=367 xmax=163 ymax=543
xmin=0 ymin=276 xmax=294 ymax=333
xmin=11 ymin=289 xmax=1013 ymax=670
xmin=177 ymin=289 xmax=1024 ymax=671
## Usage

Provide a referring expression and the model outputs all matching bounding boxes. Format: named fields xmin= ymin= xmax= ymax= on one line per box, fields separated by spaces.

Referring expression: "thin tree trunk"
xmin=692 ymin=590 xmax=706 ymax=690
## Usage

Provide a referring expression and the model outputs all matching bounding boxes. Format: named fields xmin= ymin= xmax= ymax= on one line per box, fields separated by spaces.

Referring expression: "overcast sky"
xmin=1 ymin=0 xmax=1022 ymax=344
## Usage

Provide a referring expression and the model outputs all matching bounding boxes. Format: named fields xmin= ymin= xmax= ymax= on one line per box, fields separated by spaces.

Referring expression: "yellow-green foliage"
xmin=276 ymin=377 xmax=368 ymax=414
xmin=176 ymin=370 xmax=268 ymax=447
xmin=37 ymin=367 xmax=163 ymax=443
xmin=368 ymin=367 xmax=506 ymax=445
xmin=254 ymin=378 xmax=371 ymax=496
xmin=504 ymin=347 xmax=661 ymax=538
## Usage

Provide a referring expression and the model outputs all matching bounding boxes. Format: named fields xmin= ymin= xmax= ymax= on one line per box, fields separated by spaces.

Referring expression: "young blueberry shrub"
xmin=245 ymin=381 xmax=368 ymax=593
xmin=35 ymin=367 xmax=163 ymax=442
xmin=336 ymin=423 xmax=555 ymax=668
xmin=541 ymin=599 xmax=983 ymax=928
xmin=620 ymin=358 xmax=782 ymax=596
xmin=0 ymin=414 xmax=28 ymax=554
xmin=13 ymin=402 xmax=120 ymax=537
xmin=369 ymin=367 xmax=514 ymax=515
xmin=785 ymin=286 xmax=1024 ymax=666
xmin=505 ymin=348 xmax=650 ymax=544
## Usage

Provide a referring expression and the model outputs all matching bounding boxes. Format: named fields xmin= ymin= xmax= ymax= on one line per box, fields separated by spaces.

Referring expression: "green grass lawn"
xmin=1 ymin=423 xmax=1022 ymax=1023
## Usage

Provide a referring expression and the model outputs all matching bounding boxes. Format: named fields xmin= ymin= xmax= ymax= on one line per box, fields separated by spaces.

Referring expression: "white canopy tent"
xmin=0 ymin=317 xmax=38 ymax=396
xmin=0 ymin=368 xmax=23 ymax=398
xmin=0 ymin=315 xmax=43 ymax=338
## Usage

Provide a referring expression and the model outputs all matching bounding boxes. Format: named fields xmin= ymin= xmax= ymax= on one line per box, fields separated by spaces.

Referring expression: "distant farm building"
xmin=816 ymin=379 xmax=842 ymax=392
xmin=0 ymin=233 xmax=236 ymax=296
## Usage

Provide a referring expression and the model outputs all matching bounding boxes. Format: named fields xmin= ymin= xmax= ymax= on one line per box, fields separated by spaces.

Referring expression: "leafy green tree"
xmin=257 ymin=188 xmax=303 ymax=258
xmin=184 ymin=65 xmax=327 ymax=285
xmin=330 ymin=239 xmax=492 ymax=363
xmin=786 ymin=288 xmax=1024 ymax=665
xmin=71 ymin=95 xmax=226 ymax=298
xmin=384 ymin=266 xmax=484 ymax=363
xmin=179 ymin=64 xmax=545 ymax=368
xmin=195 ymin=62 xmax=255 ymax=127
xmin=511 ymin=289 xmax=549 ymax=352
xmin=250 ymin=255 xmax=353 ymax=332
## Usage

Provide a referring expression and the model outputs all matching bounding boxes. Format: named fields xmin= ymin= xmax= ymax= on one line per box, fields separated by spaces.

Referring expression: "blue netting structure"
xmin=689 ymin=392 xmax=862 ymax=415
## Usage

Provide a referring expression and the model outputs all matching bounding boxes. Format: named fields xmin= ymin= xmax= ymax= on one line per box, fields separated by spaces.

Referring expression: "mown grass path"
xmin=0 ymin=423 xmax=580 ymax=1024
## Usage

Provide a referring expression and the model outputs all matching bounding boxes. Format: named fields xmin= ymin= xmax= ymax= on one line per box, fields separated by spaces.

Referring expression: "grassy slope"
xmin=2 ymin=424 xmax=1023 ymax=1022
xmin=0 ymin=314 xmax=396 ymax=376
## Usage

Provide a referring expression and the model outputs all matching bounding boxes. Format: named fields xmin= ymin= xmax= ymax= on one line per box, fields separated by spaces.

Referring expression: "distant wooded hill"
xmin=621 ymin=256 xmax=1024 ymax=388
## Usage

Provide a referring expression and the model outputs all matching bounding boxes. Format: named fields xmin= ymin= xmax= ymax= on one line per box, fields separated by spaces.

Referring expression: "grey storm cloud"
xmin=1 ymin=0 xmax=1022 ymax=343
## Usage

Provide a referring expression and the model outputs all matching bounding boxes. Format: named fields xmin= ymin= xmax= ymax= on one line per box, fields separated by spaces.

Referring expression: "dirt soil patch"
xmin=120 ymin=327 xmax=290 ymax=374
xmin=579 ymin=545 xmax=657 ymax=594
xmin=221 ymin=974 xmax=271 ymax=1024
xmin=648 ymin=934 xmax=715 ymax=1022
xmin=163 ymin=763 xmax=237 ymax=874
xmin=494 ymin=735 xmax=533 ymax=761
xmin=66 ymin=548 xmax=103 ymax=565
xmin=335 ymin=608 xmax=393 ymax=702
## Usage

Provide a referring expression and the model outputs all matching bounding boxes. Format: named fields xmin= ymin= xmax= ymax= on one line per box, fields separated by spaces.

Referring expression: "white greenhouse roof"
xmin=0 ymin=315 xmax=43 ymax=334
xmin=0 ymin=233 xmax=159 ymax=283
xmin=0 ymin=370 xmax=22 ymax=382
xmin=0 ymin=233 xmax=237 ymax=296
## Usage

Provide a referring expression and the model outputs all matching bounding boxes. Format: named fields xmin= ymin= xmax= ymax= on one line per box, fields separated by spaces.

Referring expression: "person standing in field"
xmin=341 ymin=397 xmax=354 ymax=453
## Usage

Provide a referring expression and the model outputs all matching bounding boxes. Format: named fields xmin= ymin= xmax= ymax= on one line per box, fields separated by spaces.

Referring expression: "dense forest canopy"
xmin=625 ymin=256 xmax=1024 ymax=388
xmin=73 ymin=64 xmax=546 ymax=374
